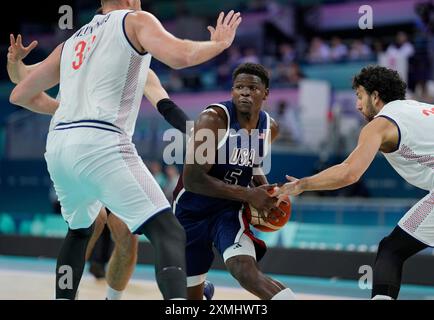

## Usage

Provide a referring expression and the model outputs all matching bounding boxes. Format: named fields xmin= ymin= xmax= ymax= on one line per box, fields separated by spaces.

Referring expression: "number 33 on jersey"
xmin=72 ymin=35 xmax=96 ymax=70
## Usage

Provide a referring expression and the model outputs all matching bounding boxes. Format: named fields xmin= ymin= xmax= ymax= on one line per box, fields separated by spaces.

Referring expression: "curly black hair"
xmin=232 ymin=63 xmax=270 ymax=88
xmin=352 ymin=65 xmax=406 ymax=103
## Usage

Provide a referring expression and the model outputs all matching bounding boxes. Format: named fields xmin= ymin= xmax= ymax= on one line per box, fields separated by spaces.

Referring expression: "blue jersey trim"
xmin=54 ymin=125 xmax=122 ymax=134
xmin=56 ymin=119 xmax=121 ymax=129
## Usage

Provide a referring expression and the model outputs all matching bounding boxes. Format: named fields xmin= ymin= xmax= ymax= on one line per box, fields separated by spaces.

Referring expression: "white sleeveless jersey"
xmin=52 ymin=10 xmax=151 ymax=137
xmin=375 ymin=100 xmax=434 ymax=191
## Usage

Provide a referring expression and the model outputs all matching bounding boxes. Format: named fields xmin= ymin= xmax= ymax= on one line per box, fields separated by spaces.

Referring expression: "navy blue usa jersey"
xmin=174 ymin=100 xmax=271 ymax=216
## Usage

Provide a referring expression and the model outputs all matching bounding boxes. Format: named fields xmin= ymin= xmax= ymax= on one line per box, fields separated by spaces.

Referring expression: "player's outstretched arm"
xmin=7 ymin=34 xmax=59 ymax=116
xmin=143 ymin=69 xmax=169 ymax=107
xmin=272 ymin=117 xmax=393 ymax=199
xmin=143 ymin=69 xmax=190 ymax=134
xmin=7 ymin=34 xmax=41 ymax=84
xmin=130 ymin=10 xmax=241 ymax=69
xmin=9 ymin=44 xmax=62 ymax=115
xmin=183 ymin=107 xmax=277 ymax=212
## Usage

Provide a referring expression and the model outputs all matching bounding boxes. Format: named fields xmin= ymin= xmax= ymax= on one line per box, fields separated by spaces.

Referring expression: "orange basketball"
xmin=243 ymin=188 xmax=291 ymax=232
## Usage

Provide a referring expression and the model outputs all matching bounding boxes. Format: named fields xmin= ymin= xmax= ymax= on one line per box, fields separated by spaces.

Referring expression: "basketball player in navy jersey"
xmin=173 ymin=63 xmax=296 ymax=300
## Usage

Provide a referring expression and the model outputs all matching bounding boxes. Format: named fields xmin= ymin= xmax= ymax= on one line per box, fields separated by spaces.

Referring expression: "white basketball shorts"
xmin=398 ymin=190 xmax=434 ymax=246
xmin=44 ymin=124 xmax=171 ymax=232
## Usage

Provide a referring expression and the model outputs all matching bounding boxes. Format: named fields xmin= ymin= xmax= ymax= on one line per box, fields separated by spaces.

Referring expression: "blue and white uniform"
xmin=376 ymin=100 xmax=434 ymax=245
xmin=173 ymin=100 xmax=271 ymax=287
xmin=45 ymin=10 xmax=170 ymax=232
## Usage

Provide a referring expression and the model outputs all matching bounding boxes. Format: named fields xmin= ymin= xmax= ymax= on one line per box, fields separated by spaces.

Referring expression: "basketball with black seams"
xmin=243 ymin=188 xmax=291 ymax=232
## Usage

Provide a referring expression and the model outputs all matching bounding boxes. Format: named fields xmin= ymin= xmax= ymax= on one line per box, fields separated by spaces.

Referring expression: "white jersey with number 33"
xmin=376 ymin=100 xmax=434 ymax=191
xmin=53 ymin=9 xmax=151 ymax=137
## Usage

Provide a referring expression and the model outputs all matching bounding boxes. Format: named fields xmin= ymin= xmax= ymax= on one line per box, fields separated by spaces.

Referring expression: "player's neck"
xmin=102 ymin=5 xmax=130 ymax=14
xmin=237 ymin=111 xmax=260 ymax=133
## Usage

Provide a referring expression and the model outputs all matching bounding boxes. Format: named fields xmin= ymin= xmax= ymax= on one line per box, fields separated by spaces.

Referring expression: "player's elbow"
xmin=167 ymin=54 xmax=191 ymax=70
xmin=9 ymin=87 xmax=23 ymax=106
xmin=343 ymin=171 xmax=360 ymax=186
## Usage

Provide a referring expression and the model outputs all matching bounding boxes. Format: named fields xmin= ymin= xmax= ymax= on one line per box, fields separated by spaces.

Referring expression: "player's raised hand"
xmin=272 ymin=175 xmax=303 ymax=205
xmin=8 ymin=34 xmax=38 ymax=64
xmin=208 ymin=10 xmax=242 ymax=50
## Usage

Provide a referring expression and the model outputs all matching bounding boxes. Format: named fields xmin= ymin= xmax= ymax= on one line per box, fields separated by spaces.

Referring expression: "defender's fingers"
xmin=229 ymin=12 xmax=241 ymax=27
xmin=216 ymin=11 xmax=224 ymax=26
xmin=17 ymin=34 xmax=23 ymax=47
xmin=10 ymin=34 xmax=16 ymax=47
xmin=223 ymin=10 xmax=235 ymax=25
xmin=26 ymin=40 xmax=38 ymax=51
xmin=231 ymin=16 xmax=242 ymax=29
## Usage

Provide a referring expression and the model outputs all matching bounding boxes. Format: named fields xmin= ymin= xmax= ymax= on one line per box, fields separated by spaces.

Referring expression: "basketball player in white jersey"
xmin=7 ymin=33 xmax=208 ymax=300
xmin=273 ymin=65 xmax=434 ymax=300
xmin=10 ymin=0 xmax=241 ymax=300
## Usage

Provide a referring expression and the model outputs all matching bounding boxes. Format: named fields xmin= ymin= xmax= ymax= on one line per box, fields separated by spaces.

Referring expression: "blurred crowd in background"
xmin=1 ymin=0 xmax=433 ymax=212
xmin=2 ymin=0 xmax=433 ymax=147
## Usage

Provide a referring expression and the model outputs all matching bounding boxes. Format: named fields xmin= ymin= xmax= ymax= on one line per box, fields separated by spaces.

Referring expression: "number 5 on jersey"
xmin=72 ymin=35 xmax=96 ymax=70
xmin=224 ymin=169 xmax=243 ymax=185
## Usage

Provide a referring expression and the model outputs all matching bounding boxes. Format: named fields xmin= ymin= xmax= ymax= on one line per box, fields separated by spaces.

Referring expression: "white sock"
xmin=371 ymin=295 xmax=393 ymax=300
xmin=170 ymin=298 xmax=186 ymax=300
xmin=271 ymin=288 xmax=297 ymax=300
xmin=106 ymin=287 xmax=123 ymax=300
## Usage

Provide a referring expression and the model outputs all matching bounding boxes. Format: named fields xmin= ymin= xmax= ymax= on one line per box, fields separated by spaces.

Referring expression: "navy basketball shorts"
xmin=175 ymin=206 xmax=266 ymax=287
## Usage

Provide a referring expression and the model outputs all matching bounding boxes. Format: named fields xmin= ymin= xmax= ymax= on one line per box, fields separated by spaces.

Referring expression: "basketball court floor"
xmin=1 ymin=255 xmax=434 ymax=300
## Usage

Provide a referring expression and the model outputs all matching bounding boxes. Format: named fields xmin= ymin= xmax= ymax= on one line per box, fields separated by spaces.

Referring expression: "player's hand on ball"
xmin=208 ymin=10 xmax=242 ymax=50
xmin=8 ymin=34 xmax=38 ymax=64
xmin=246 ymin=184 xmax=278 ymax=219
xmin=272 ymin=175 xmax=303 ymax=205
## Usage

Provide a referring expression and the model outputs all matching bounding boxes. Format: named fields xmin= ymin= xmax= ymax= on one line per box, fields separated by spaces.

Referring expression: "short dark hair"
xmin=232 ymin=63 xmax=270 ymax=88
xmin=352 ymin=65 xmax=406 ymax=103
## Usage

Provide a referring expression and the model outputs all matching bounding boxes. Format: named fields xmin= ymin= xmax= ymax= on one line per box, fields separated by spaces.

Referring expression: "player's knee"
xmin=113 ymin=234 xmax=138 ymax=258
xmin=68 ymin=224 xmax=94 ymax=239
xmin=96 ymin=208 xmax=108 ymax=225
xmin=108 ymin=214 xmax=135 ymax=251
xmin=376 ymin=233 xmax=407 ymax=265
xmin=376 ymin=236 xmax=397 ymax=261
xmin=143 ymin=210 xmax=186 ymax=250
xmin=227 ymin=257 xmax=258 ymax=286
xmin=164 ymin=216 xmax=186 ymax=247
xmin=377 ymin=236 xmax=391 ymax=253
xmin=159 ymin=223 xmax=186 ymax=255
